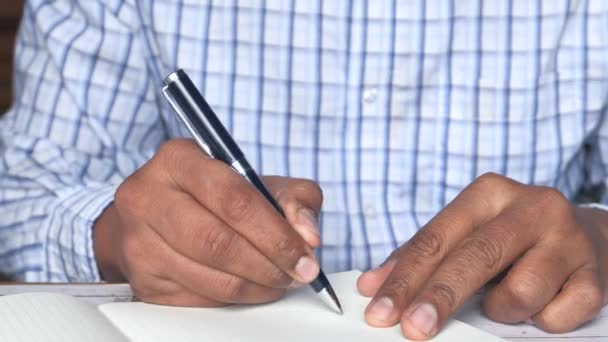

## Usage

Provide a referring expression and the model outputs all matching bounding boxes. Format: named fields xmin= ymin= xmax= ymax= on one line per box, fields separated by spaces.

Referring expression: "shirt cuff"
xmin=41 ymin=183 xmax=117 ymax=282
xmin=578 ymin=203 xmax=608 ymax=212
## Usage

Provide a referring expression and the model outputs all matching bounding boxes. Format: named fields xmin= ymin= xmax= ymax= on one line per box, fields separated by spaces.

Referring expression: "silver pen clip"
xmin=162 ymin=85 xmax=215 ymax=158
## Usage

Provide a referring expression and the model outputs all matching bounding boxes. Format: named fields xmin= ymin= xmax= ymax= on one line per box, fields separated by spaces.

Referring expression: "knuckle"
xmin=502 ymin=275 xmax=543 ymax=312
xmin=155 ymin=139 xmax=201 ymax=179
xmin=156 ymin=139 xmax=192 ymax=160
xmin=155 ymin=140 xmax=181 ymax=166
xmin=527 ymin=187 xmax=573 ymax=226
xmin=264 ymin=267 xmax=291 ymax=288
xmin=201 ymin=227 xmax=240 ymax=264
xmin=462 ymin=234 xmax=506 ymax=270
xmin=408 ymin=230 xmax=444 ymax=260
xmin=219 ymin=185 xmax=256 ymax=223
xmin=274 ymin=236 xmax=300 ymax=261
xmin=384 ymin=273 xmax=414 ymax=299
xmin=428 ymin=282 xmax=458 ymax=311
xmin=474 ymin=172 xmax=507 ymax=190
xmin=115 ymin=178 xmax=140 ymax=211
xmin=221 ymin=276 xmax=245 ymax=302
xmin=468 ymin=172 xmax=519 ymax=212
xmin=115 ymin=174 xmax=155 ymax=218
xmin=534 ymin=187 xmax=569 ymax=211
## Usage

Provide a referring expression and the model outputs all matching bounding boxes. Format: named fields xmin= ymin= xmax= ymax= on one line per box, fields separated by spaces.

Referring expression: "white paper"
xmin=0 ymin=292 xmax=128 ymax=342
xmin=100 ymin=271 xmax=503 ymax=341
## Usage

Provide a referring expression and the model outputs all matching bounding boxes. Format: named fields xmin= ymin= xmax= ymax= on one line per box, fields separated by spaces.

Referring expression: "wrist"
xmin=93 ymin=203 xmax=126 ymax=282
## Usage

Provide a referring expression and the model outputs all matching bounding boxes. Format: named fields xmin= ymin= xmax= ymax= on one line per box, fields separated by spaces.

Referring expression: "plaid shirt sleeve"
xmin=0 ymin=0 xmax=165 ymax=281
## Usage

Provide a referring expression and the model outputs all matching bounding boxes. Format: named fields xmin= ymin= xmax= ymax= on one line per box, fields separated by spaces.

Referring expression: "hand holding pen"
xmin=93 ymin=115 xmax=336 ymax=310
xmin=161 ymin=69 xmax=342 ymax=313
xmin=95 ymin=137 xmax=330 ymax=307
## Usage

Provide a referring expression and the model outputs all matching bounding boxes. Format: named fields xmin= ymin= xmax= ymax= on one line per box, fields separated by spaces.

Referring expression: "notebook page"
xmin=0 ymin=292 xmax=128 ymax=342
xmin=100 ymin=271 xmax=503 ymax=341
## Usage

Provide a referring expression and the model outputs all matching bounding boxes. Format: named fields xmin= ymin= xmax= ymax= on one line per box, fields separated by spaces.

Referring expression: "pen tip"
xmin=334 ymin=297 xmax=343 ymax=316
xmin=319 ymin=283 xmax=343 ymax=315
xmin=327 ymin=295 xmax=343 ymax=315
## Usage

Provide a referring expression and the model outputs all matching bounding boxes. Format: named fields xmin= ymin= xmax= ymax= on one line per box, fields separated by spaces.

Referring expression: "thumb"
xmin=263 ymin=176 xmax=323 ymax=248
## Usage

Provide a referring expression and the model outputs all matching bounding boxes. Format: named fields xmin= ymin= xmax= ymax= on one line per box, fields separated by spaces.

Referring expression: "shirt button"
xmin=363 ymin=88 xmax=377 ymax=103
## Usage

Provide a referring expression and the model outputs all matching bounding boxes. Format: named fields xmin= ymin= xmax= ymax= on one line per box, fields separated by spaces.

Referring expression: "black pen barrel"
xmin=163 ymin=69 xmax=244 ymax=164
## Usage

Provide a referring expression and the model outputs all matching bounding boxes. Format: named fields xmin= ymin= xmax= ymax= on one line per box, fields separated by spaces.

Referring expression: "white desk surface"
xmin=0 ymin=283 xmax=605 ymax=341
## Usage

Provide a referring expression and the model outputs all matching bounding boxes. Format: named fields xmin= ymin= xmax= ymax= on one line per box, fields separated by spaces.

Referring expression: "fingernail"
xmin=367 ymin=297 xmax=395 ymax=322
xmin=297 ymin=208 xmax=320 ymax=238
xmin=369 ymin=259 xmax=396 ymax=273
xmin=406 ymin=303 xmax=438 ymax=336
xmin=364 ymin=264 xmax=384 ymax=277
xmin=295 ymin=256 xmax=319 ymax=282
xmin=380 ymin=256 xmax=397 ymax=267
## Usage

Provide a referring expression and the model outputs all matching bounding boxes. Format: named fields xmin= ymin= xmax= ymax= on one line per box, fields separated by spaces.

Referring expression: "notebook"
xmin=0 ymin=271 xmax=503 ymax=341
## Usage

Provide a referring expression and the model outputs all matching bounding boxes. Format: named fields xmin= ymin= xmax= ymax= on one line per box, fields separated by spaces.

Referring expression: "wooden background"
xmin=0 ymin=0 xmax=24 ymax=114
xmin=0 ymin=0 xmax=23 ymax=280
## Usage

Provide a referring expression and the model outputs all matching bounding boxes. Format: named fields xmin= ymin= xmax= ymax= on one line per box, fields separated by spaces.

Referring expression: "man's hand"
xmin=357 ymin=173 xmax=607 ymax=340
xmin=93 ymin=139 xmax=323 ymax=307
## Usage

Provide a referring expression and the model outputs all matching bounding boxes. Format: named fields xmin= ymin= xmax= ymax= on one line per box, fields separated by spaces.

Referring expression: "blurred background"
xmin=0 ymin=0 xmax=24 ymax=114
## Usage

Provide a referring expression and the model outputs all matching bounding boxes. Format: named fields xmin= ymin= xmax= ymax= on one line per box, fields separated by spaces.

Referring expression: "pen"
xmin=161 ymin=69 xmax=343 ymax=315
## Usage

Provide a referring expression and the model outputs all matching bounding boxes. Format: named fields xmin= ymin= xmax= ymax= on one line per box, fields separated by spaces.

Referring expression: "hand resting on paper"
xmin=358 ymin=173 xmax=607 ymax=340
xmin=93 ymin=139 xmax=323 ymax=306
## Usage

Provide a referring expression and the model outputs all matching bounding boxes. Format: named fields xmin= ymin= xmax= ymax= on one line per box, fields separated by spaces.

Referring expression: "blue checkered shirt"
xmin=2 ymin=0 xmax=608 ymax=282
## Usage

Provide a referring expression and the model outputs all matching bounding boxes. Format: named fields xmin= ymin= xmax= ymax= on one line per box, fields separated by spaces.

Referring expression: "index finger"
xmin=399 ymin=204 xmax=538 ymax=339
xmin=264 ymin=176 xmax=324 ymax=248
xmin=364 ymin=174 xmax=520 ymax=327
xmin=166 ymin=141 xmax=320 ymax=284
